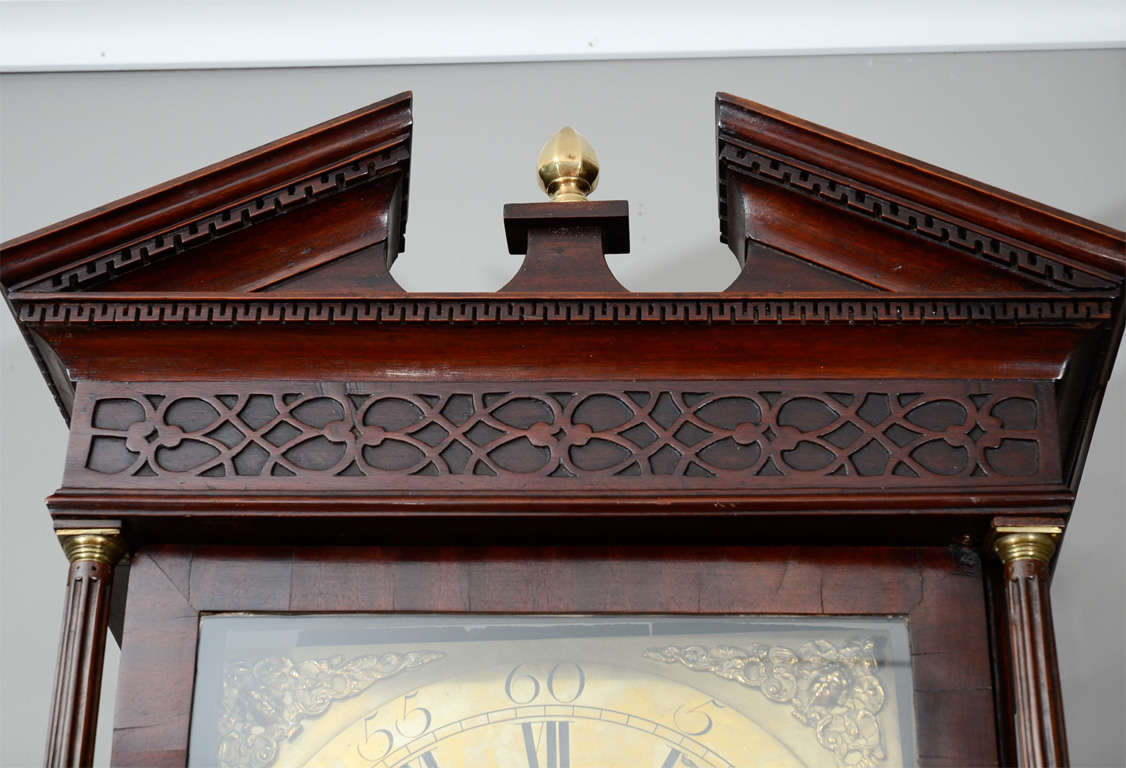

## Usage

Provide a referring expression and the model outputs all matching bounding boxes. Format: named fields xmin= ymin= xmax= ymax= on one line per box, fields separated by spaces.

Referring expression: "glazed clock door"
xmin=189 ymin=614 xmax=915 ymax=768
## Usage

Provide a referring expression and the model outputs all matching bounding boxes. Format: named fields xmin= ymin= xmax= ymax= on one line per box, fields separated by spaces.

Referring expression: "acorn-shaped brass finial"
xmin=537 ymin=126 xmax=599 ymax=202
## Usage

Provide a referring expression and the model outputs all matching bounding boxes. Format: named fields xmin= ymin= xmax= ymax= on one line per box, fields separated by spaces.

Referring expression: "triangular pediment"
xmin=0 ymin=92 xmax=412 ymax=296
xmin=716 ymin=92 xmax=1123 ymax=294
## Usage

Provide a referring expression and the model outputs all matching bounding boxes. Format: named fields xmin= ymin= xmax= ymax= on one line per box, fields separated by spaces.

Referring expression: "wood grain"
xmin=46 ymin=559 xmax=117 ymax=768
xmin=999 ymin=557 xmax=1069 ymax=765
xmin=2 ymin=91 xmax=1120 ymax=767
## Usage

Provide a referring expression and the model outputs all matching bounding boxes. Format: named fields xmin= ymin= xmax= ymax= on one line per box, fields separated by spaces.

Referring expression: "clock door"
xmin=189 ymin=614 xmax=916 ymax=768
xmin=112 ymin=544 xmax=994 ymax=767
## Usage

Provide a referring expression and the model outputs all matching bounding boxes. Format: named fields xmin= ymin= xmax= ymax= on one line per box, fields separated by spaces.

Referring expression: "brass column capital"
xmin=993 ymin=525 xmax=1062 ymax=565
xmin=57 ymin=528 xmax=125 ymax=566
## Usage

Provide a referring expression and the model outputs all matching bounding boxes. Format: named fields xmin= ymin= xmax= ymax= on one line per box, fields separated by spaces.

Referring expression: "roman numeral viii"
xmin=661 ymin=748 xmax=700 ymax=768
xmin=397 ymin=751 xmax=439 ymax=768
xmin=521 ymin=721 xmax=571 ymax=768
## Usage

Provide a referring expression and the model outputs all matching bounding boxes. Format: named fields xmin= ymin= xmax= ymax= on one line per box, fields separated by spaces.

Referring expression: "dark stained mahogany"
xmin=984 ymin=516 xmax=1071 ymax=766
xmin=1 ymin=92 xmax=412 ymax=291
xmin=46 ymin=559 xmax=116 ymax=767
xmin=1000 ymin=555 xmax=1069 ymax=765
xmin=503 ymin=200 xmax=630 ymax=254
xmin=715 ymin=93 xmax=1123 ymax=284
xmin=501 ymin=200 xmax=629 ymax=291
xmin=45 ymin=538 xmax=120 ymax=767
xmin=112 ymin=544 xmax=996 ymax=768
xmin=97 ymin=176 xmax=403 ymax=293
xmin=17 ymin=308 xmax=1092 ymax=382
xmin=61 ymin=379 xmax=1059 ymax=491
xmin=0 ymin=92 xmax=413 ymax=419
xmin=2 ymin=91 xmax=1123 ymax=767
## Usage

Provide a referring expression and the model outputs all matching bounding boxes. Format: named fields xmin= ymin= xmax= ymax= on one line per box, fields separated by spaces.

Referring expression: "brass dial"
xmin=303 ymin=662 xmax=801 ymax=767
xmin=192 ymin=615 xmax=913 ymax=768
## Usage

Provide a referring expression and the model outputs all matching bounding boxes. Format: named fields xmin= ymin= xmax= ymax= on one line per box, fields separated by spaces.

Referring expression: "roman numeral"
xmin=661 ymin=749 xmax=701 ymax=768
xmin=521 ymin=721 xmax=571 ymax=768
xmin=397 ymin=752 xmax=439 ymax=768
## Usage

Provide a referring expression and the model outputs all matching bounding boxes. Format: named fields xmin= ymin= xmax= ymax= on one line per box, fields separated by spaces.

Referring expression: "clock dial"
xmin=305 ymin=662 xmax=798 ymax=767
xmin=189 ymin=616 xmax=915 ymax=768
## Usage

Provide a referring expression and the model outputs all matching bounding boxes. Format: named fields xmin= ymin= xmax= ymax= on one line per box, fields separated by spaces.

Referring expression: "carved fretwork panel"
xmin=65 ymin=380 xmax=1059 ymax=491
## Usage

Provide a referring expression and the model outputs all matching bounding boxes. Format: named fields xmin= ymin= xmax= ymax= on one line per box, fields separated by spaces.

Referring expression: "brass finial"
xmin=537 ymin=126 xmax=599 ymax=202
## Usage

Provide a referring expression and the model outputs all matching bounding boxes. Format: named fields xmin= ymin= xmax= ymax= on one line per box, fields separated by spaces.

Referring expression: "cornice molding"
xmin=716 ymin=93 xmax=1126 ymax=285
xmin=13 ymin=294 xmax=1114 ymax=328
xmin=44 ymin=486 xmax=1076 ymax=549
xmin=12 ymin=145 xmax=409 ymax=293
xmin=718 ymin=142 xmax=1117 ymax=292
xmin=0 ymin=92 xmax=412 ymax=290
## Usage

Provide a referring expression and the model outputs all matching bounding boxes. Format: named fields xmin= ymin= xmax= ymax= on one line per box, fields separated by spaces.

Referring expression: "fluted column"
xmin=45 ymin=529 xmax=125 ymax=768
xmin=993 ymin=525 xmax=1068 ymax=766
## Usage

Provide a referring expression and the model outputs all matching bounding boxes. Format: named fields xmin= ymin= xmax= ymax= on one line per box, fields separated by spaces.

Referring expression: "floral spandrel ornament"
xmin=645 ymin=639 xmax=887 ymax=768
xmin=217 ymin=650 xmax=443 ymax=768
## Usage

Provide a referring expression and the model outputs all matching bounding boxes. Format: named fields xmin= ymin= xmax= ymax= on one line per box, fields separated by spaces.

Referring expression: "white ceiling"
xmin=0 ymin=0 xmax=1122 ymax=72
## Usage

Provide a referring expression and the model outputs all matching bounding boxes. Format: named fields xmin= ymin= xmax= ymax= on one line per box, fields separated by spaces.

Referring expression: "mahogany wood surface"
xmin=46 ymin=558 xmax=117 ymax=768
xmin=714 ymin=93 xmax=1123 ymax=278
xmin=47 ymin=496 xmax=1073 ymax=552
xmin=998 ymin=557 xmax=1069 ymax=765
xmin=112 ymin=544 xmax=996 ymax=768
xmin=726 ymin=242 xmax=878 ymax=292
xmin=59 ymin=378 xmax=1062 ymax=491
xmin=502 ymin=200 xmax=630 ymax=254
xmin=98 ymin=176 xmax=400 ymax=293
xmin=0 ymin=92 xmax=412 ymax=290
xmin=4 ymin=91 xmax=1123 ymax=767
xmin=25 ymin=318 xmax=1086 ymax=383
xmin=724 ymin=173 xmax=1046 ymax=292
xmin=0 ymin=92 xmax=414 ymax=420
xmin=501 ymin=227 xmax=627 ymax=291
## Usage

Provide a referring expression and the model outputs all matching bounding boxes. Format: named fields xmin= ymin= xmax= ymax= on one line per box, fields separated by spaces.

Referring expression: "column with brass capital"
xmin=993 ymin=524 xmax=1068 ymax=766
xmin=45 ymin=528 xmax=125 ymax=768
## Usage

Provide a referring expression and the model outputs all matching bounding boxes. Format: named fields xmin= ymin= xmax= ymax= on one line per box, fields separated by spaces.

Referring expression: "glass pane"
xmin=190 ymin=614 xmax=915 ymax=768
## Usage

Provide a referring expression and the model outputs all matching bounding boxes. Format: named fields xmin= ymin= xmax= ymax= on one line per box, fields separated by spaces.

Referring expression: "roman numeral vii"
xmin=521 ymin=721 xmax=571 ymax=768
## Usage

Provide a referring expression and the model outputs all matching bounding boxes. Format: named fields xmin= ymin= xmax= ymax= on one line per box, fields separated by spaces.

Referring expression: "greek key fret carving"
xmin=719 ymin=142 xmax=1116 ymax=292
xmin=218 ymin=650 xmax=443 ymax=768
xmin=16 ymin=295 xmax=1112 ymax=327
xmin=16 ymin=144 xmax=409 ymax=293
xmin=69 ymin=380 xmax=1053 ymax=490
xmin=645 ymin=640 xmax=887 ymax=768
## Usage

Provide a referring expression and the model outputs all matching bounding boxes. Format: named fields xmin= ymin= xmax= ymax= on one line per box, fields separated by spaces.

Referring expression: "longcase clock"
xmin=1 ymin=90 xmax=1122 ymax=768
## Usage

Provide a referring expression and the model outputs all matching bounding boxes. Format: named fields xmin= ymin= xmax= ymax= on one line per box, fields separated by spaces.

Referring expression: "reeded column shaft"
xmin=995 ymin=529 xmax=1068 ymax=766
xmin=45 ymin=530 xmax=124 ymax=768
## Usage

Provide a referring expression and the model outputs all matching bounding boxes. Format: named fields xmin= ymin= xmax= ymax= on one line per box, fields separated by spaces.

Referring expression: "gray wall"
xmin=2 ymin=51 xmax=1123 ymax=766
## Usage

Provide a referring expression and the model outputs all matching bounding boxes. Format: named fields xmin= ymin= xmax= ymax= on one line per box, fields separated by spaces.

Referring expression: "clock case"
xmin=2 ymin=90 xmax=1122 ymax=767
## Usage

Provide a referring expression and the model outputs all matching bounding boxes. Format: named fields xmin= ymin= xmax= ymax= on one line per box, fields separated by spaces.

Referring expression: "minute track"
xmin=371 ymin=704 xmax=734 ymax=768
